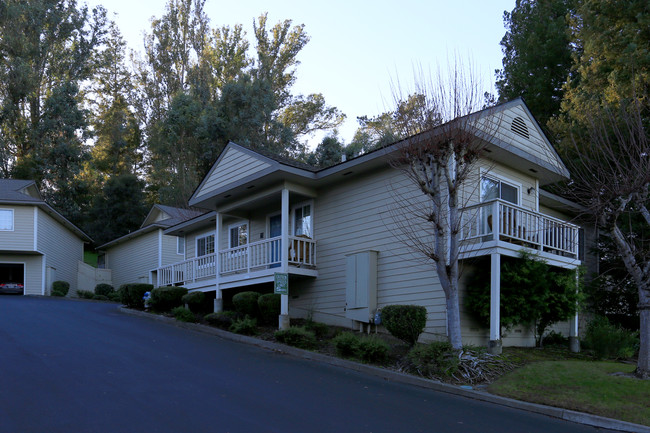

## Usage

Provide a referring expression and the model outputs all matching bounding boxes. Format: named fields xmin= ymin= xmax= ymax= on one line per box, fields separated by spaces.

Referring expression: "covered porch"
xmin=460 ymin=199 xmax=582 ymax=353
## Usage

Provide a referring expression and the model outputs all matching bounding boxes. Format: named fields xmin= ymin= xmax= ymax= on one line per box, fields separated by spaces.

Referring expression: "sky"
xmin=85 ymin=0 xmax=516 ymax=149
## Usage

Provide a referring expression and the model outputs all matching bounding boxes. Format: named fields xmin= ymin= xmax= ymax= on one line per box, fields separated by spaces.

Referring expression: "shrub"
xmin=356 ymin=335 xmax=390 ymax=364
xmin=332 ymin=332 xmax=361 ymax=358
xmin=382 ymin=305 xmax=427 ymax=346
xmin=257 ymin=293 xmax=281 ymax=324
xmin=305 ymin=319 xmax=330 ymax=339
xmin=107 ymin=291 xmax=121 ymax=302
xmin=181 ymin=291 xmax=205 ymax=312
xmin=172 ymin=306 xmax=196 ymax=323
xmin=407 ymin=341 xmax=459 ymax=378
xmin=94 ymin=283 xmax=114 ymax=297
xmin=51 ymin=281 xmax=70 ymax=297
xmin=582 ymin=316 xmax=639 ymax=360
xmin=204 ymin=311 xmax=241 ymax=330
xmin=93 ymin=294 xmax=109 ymax=301
xmin=119 ymin=283 xmax=153 ymax=309
xmin=76 ymin=290 xmax=95 ymax=299
xmin=230 ymin=316 xmax=258 ymax=335
xmin=542 ymin=330 xmax=568 ymax=347
xmin=149 ymin=286 xmax=188 ymax=312
xmin=274 ymin=326 xmax=317 ymax=350
xmin=232 ymin=291 xmax=261 ymax=317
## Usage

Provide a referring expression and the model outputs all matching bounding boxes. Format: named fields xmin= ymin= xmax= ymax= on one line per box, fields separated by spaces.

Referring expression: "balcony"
xmin=460 ymin=199 xmax=580 ymax=263
xmin=156 ymin=235 xmax=316 ymax=288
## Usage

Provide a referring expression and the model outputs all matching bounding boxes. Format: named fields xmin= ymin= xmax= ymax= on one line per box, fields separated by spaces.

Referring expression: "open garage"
xmin=0 ymin=263 xmax=25 ymax=295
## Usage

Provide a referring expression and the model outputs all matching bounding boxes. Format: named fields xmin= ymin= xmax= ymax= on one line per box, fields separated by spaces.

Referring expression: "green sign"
xmin=274 ymin=272 xmax=288 ymax=295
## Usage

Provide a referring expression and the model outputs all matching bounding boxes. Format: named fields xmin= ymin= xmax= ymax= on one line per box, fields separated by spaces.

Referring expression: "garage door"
xmin=0 ymin=263 xmax=24 ymax=295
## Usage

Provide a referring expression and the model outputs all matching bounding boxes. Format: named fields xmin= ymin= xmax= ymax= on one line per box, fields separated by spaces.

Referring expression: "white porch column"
xmin=279 ymin=188 xmax=290 ymax=330
xmin=214 ymin=212 xmax=223 ymax=313
xmin=489 ymin=252 xmax=502 ymax=354
xmin=569 ymin=268 xmax=580 ymax=352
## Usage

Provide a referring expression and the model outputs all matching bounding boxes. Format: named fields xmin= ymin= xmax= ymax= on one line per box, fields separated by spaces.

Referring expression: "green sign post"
xmin=274 ymin=272 xmax=288 ymax=295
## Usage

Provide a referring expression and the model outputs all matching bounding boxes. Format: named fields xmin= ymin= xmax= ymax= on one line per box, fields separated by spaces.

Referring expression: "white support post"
xmin=489 ymin=252 xmax=502 ymax=354
xmin=569 ymin=268 xmax=580 ymax=352
xmin=214 ymin=212 xmax=223 ymax=313
xmin=279 ymin=188 xmax=290 ymax=330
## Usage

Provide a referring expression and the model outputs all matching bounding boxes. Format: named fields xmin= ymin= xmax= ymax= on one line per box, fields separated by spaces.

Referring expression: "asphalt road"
xmin=0 ymin=296 xmax=615 ymax=433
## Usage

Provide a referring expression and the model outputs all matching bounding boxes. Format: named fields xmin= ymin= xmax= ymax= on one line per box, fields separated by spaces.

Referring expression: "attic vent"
xmin=511 ymin=117 xmax=530 ymax=139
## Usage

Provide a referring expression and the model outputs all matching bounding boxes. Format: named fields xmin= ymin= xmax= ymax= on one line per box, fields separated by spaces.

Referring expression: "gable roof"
xmin=98 ymin=204 xmax=205 ymax=250
xmin=189 ymin=98 xmax=571 ymax=210
xmin=0 ymin=179 xmax=91 ymax=242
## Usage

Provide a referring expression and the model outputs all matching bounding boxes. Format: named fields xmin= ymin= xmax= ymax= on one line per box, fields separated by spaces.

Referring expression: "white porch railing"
xmin=157 ymin=236 xmax=316 ymax=286
xmin=460 ymin=199 xmax=579 ymax=257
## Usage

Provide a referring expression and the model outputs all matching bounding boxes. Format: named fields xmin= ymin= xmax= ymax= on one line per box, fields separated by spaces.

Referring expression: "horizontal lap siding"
xmin=291 ymin=167 xmax=448 ymax=336
xmin=472 ymin=160 xmax=538 ymax=211
xmin=161 ymin=234 xmax=183 ymax=266
xmin=196 ymin=148 xmax=271 ymax=198
xmin=0 ymin=205 xmax=34 ymax=251
xmin=37 ymin=209 xmax=83 ymax=292
xmin=0 ymin=254 xmax=43 ymax=295
xmin=107 ymin=230 xmax=159 ymax=288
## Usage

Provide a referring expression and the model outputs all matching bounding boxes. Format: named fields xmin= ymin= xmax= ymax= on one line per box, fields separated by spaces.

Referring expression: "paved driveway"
xmin=0 ymin=296 xmax=614 ymax=433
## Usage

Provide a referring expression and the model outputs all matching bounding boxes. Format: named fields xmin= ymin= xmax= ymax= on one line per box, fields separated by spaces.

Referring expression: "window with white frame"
xmin=0 ymin=209 xmax=13 ymax=231
xmin=229 ymin=223 xmax=248 ymax=248
xmin=177 ymin=236 xmax=185 ymax=255
xmin=293 ymin=204 xmax=312 ymax=237
xmin=480 ymin=176 xmax=518 ymax=205
xmin=196 ymin=234 xmax=215 ymax=256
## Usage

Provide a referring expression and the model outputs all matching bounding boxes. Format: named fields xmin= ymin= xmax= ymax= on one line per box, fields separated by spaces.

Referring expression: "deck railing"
xmin=460 ymin=199 xmax=579 ymax=257
xmin=156 ymin=235 xmax=316 ymax=286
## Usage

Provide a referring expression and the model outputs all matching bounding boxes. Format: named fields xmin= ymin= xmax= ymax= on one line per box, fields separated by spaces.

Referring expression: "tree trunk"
xmin=637 ymin=306 xmax=650 ymax=379
xmin=446 ymin=288 xmax=462 ymax=350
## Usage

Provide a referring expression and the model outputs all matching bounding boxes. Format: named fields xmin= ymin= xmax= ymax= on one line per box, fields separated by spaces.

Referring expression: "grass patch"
xmin=489 ymin=360 xmax=650 ymax=426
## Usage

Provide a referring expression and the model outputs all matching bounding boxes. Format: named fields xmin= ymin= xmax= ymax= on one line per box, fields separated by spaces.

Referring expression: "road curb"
xmin=119 ymin=307 xmax=649 ymax=433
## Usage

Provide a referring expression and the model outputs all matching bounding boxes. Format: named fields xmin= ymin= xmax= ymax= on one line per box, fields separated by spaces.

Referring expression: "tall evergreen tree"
xmin=495 ymin=0 xmax=575 ymax=126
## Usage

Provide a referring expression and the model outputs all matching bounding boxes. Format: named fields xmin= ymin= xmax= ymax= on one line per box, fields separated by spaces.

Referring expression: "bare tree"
xmin=563 ymin=98 xmax=650 ymax=378
xmin=388 ymin=63 xmax=497 ymax=350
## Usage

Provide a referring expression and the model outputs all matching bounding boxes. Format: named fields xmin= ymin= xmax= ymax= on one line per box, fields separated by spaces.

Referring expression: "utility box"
xmin=345 ymin=250 xmax=378 ymax=323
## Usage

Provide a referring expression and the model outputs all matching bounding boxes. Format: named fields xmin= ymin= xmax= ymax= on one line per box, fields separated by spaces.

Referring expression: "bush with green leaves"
xmin=76 ymin=290 xmax=95 ymax=299
xmin=381 ymin=305 xmax=427 ymax=346
xmin=107 ymin=291 xmax=121 ymax=302
xmin=230 ymin=316 xmax=257 ymax=335
xmin=356 ymin=335 xmax=390 ymax=364
xmin=93 ymin=294 xmax=109 ymax=301
xmin=257 ymin=293 xmax=281 ymax=324
xmin=465 ymin=252 xmax=581 ymax=346
xmin=232 ymin=291 xmax=261 ymax=317
xmin=181 ymin=291 xmax=205 ymax=312
xmin=149 ymin=286 xmax=188 ymax=312
xmin=274 ymin=326 xmax=317 ymax=350
xmin=305 ymin=319 xmax=329 ymax=339
xmin=51 ymin=281 xmax=70 ymax=297
xmin=332 ymin=332 xmax=361 ymax=358
xmin=119 ymin=283 xmax=153 ymax=309
xmin=94 ymin=283 xmax=114 ymax=297
xmin=172 ymin=306 xmax=196 ymax=323
xmin=582 ymin=316 xmax=639 ymax=360
xmin=407 ymin=341 xmax=459 ymax=378
xmin=204 ymin=311 xmax=241 ymax=329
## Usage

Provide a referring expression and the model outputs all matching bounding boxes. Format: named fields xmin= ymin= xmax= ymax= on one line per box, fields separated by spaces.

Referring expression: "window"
xmin=177 ymin=237 xmax=185 ymax=255
xmin=480 ymin=177 xmax=518 ymax=205
xmin=196 ymin=234 xmax=214 ymax=257
xmin=229 ymin=223 xmax=248 ymax=248
xmin=0 ymin=209 xmax=13 ymax=231
xmin=293 ymin=204 xmax=312 ymax=237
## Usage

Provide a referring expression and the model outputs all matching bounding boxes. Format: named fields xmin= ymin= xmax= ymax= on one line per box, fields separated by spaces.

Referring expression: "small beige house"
xmin=98 ymin=205 xmax=203 ymax=288
xmin=0 ymin=179 xmax=91 ymax=295
xmin=156 ymin=99 xmax=584 ymax=348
